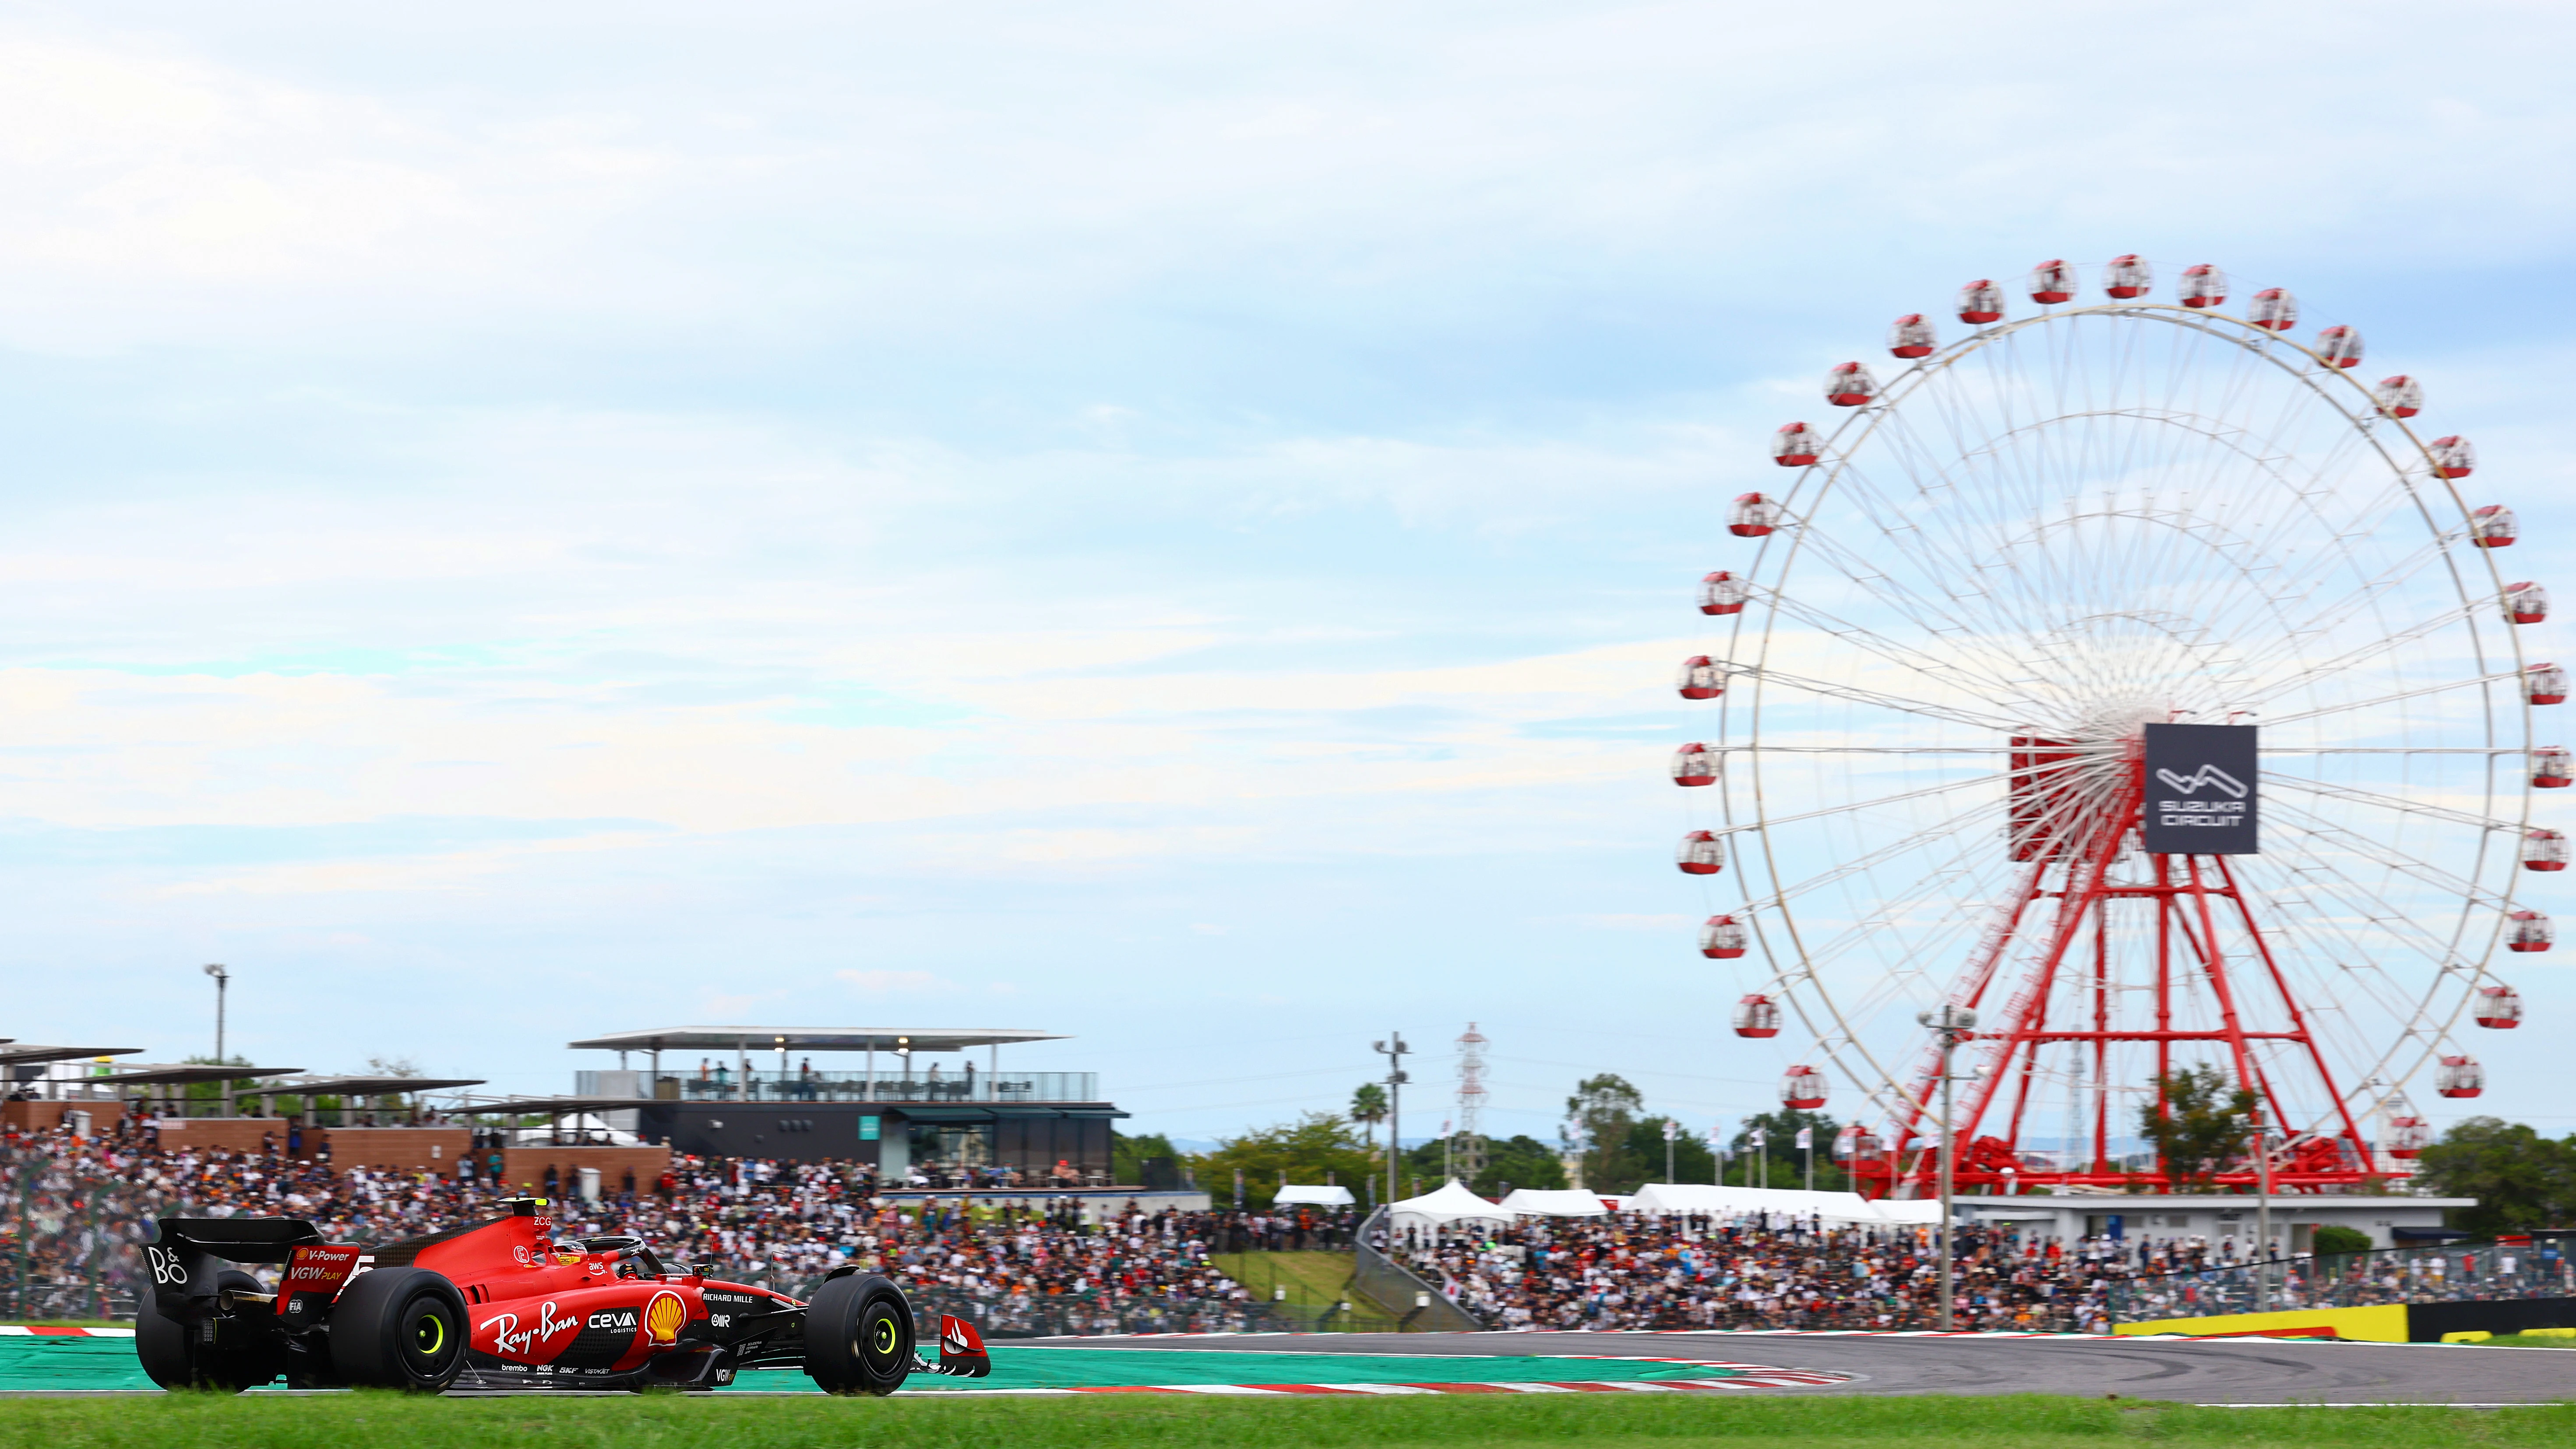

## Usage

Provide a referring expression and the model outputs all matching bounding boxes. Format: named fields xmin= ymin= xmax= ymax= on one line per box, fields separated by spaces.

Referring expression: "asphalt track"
xmin=1026 ymin=1330 xmax=2576 ymax=1404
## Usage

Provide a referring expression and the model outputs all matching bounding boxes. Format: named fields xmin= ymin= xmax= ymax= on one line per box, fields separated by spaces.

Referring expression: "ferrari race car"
xmin=135 ymin=1196 xmax=990 ymax=1394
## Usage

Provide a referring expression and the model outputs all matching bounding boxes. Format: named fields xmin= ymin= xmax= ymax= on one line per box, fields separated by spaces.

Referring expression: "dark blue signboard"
xmin=2142 ymin=723 xmax=2259 ymax=855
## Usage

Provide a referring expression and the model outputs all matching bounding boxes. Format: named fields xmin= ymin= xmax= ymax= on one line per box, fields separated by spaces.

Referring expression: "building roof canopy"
xmin=273 ymin=1075 xmax=486 ymax=1095
xmin=566 ymin=1026 xmax=1067 ymax=1054
xmin=0 ymin=1044 xmax=144 ymax=1066
xmin=105 ymin=1064 xmax=305 ymax=1085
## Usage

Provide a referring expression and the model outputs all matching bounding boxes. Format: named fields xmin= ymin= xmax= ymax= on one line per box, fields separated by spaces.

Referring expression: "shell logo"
xmin=644 ymin=1290 xmax=687 ymax=1346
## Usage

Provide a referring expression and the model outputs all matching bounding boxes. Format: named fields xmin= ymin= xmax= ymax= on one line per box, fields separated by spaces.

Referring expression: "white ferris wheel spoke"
xmin=2259 ymin=770 xmax=2527 ymax=836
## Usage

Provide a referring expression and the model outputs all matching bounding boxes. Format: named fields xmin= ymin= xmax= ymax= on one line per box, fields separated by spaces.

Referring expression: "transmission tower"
xmin=1454 ymin=1022 xmax=1489 ymax=1185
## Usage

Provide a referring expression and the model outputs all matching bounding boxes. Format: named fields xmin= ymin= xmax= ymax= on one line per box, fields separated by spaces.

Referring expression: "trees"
xmin=1563 ymin=1074 xmax=1643 ymax=1191
xmin=1723 ymin=1107 xmax=1843 ymax=1190
xmin=1112 ymin=1131 xmax=1184 ymax=1189
xmin=1400 ymin=1132 xmax=1569 ymax=1198
xmin=2136 ymin=1065 xmax=2257 ymax=1189
xmin=1349 ymin=1082 xmax=1388 ymax=1160
xmin=2415 ymin=1117 xmax=2576 ymax=1234
xmin=1191 ymin=1113 xmax=1375 ymax=1210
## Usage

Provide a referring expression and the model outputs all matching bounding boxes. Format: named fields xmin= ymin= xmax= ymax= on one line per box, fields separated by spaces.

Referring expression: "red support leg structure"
xmin=1854 ymin=744 xmax=2380 ymax=1199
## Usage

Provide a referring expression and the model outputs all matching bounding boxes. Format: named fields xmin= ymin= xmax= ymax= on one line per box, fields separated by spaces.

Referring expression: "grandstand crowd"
xmin=0 ymin=1125 xmax=1346 ymax=1333
xmin=4 ymin=1121 xmax=2549 ymax=1335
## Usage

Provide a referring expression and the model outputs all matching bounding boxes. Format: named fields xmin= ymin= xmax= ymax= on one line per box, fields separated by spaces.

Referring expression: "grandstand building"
xmin=511 ymin=1026 xmax=1131 ymax=1183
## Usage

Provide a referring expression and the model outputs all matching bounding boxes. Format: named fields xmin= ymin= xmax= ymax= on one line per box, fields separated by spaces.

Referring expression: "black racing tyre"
xmin=328 ymin=1267 xmax=467 ymax=1393
xmin=803 ymin=1273 xmax=914 ymax=1396
xmin=136 ymin=1269 xmax=282 ymax=1393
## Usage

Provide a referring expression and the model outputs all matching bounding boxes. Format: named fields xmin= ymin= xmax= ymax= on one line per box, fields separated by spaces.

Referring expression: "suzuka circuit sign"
xmin=2142 ymin=723 xmax=2258 ymax=854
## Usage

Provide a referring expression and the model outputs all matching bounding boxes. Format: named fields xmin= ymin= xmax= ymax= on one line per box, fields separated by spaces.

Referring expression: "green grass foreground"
xmin=4 ymin=1393 xmax=2575 ymax=1449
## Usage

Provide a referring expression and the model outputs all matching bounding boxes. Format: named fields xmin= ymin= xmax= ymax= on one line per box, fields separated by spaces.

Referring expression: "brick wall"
xmin=483 ymin=1146 xmax=673 ymax=1198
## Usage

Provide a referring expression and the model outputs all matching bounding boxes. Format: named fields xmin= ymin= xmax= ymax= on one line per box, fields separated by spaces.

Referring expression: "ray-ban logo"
xmin=2155 ymin=765 xmax=2247 ymax=798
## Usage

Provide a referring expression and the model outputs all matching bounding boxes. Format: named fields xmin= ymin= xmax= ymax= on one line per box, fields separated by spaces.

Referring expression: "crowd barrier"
xmin=2112 ymin=1237 xmax=2576 ymax=1340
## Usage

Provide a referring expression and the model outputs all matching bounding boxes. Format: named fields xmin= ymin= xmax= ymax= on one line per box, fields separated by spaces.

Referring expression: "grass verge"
xmin=3 ymin=1392 xmax=2575 ymax=1449
xmin=1209 ymin=1252 xmax=1402 ymax=1332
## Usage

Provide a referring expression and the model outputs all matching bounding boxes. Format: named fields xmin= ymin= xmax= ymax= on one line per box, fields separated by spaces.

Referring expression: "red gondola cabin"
xmin=1699 ymin=914 xmax=1748 ymax=959
xmin=2386 ymin=1116 xmax=2431 ymax=1158
xmin=1671 ymin=743 xmax=1719 ymax=786
xmin=1887 ymin=314 xmax=1936 ymax=359
xmin=2524 ymin=829 xmax=2567 ymax=871
xmin=2101 ymin=254 xmax=2151 ymax=299
xmin=1731 ymin=993 xmax=1780 ymax=1037
xmin=1678 ymin=830 xmax=1725 ymax=875
xmin=1730 ymin=493 xmax=1783 ymax=537
xmin=1956 ymin=279 xmax=2004 ymax=324
xmin=2508 ymin=908 xmax=2554 ymax=952
xmin=1698 ymin=571 xmax=1750 ymax=616
xmin=1771 ymin=422 xmax=1822 ymax=467
xmin=2315 ymin=324 xmax=2364 ymax=369
xmin=2248 ymin=287 xmax=2298 ymax=331
xmin=2436 ymin=1055 xmax=2484 ymax=1098
xmin=2471 ymin=504 xmax=2518 ymax=548
xmin=2178 ymin=263 xmax=2227 ymax=309
xmin=2527 ymin=663 xmax=2568 ymax=706
xmin=2475 ymin=983 xmax=2524 ymax=1029
xmin=2428 ymin=435 xmax=2476 ymax=479
xmin=2375 ymin=375 xmax=2423 ymax=418
xmin=2533 ymin=746 xmax=2572 ymax=788
xmin=1824 ymin=361 xmax=1878 ymax=407
xmin=2506 ymin=582 xmax=2549 ymax=625
xmin=2027 ymin=260 xmax=2075 ymax=305
xmin=1675 ymin=656 xmax=1724 ymax=700
xmin=1780 ymin=1065 xmax=1828 ymax=1110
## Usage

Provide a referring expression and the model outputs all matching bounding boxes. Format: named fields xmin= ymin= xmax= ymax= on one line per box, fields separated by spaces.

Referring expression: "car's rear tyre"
xmin=328 ymin=1267 xmax=467 ymax=1393
xmin=803 ymin=1273 xmax=914 ymax=1396
xmin=136 ymin=1269 xmax=283 ymax=1392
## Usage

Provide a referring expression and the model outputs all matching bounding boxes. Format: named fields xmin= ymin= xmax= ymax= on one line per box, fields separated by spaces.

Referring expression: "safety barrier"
xmin=2112 ymin=1236 xmax=2576 ymax=1334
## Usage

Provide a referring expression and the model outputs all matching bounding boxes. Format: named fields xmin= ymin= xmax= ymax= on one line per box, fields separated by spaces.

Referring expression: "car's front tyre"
xmin=803 ymin=1274 xmax=914 ymax=1396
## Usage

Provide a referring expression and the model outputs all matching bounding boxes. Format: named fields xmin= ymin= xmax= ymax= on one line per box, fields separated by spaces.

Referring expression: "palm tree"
xmin=1350 ymin=1082 xmax=1389 ymax=1163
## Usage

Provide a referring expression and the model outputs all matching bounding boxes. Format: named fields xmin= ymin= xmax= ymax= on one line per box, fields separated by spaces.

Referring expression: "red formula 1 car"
xmin=136 ymin=1196 xmax=989 ymax=1394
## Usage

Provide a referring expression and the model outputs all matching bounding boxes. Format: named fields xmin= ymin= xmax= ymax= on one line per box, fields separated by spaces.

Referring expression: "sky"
xmin=8 ymin=0 xmax=2576 ymax=1151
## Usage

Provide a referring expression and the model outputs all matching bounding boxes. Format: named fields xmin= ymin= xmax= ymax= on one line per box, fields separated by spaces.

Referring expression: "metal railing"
xmin=2111 ymin=1238 xmax=2576 ymax=1323
xmin=1352 ymin=1207 xmax=1486 ymax=1332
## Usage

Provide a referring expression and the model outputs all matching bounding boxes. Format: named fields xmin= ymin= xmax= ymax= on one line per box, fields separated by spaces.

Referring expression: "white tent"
xmin=1388 ymin=1178 xmax=1508 ymax=1227
xmin=1273 ymin=1184 xmax=1355 ymax=1207
xmin=1496 ymin=1188 xmax=1608 ymax=1218
xmin=1628 ymin=1183 xmax=1929 ymax=1225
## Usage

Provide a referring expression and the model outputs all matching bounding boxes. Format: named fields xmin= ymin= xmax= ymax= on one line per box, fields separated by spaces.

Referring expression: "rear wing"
xmin=146 ymin=1217 xmax=364 ymax=1323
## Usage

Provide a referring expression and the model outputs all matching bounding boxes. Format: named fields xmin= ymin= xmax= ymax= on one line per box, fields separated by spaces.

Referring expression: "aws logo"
xmin=644 ymin=1290 xmax=687 ymax=1346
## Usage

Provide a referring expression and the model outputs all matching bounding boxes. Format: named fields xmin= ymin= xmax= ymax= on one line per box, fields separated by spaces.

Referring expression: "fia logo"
xmin=2154 ymin=765 xmax=2247 ymax=798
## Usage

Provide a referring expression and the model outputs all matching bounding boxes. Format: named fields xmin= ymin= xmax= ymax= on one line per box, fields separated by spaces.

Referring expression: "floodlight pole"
xmin=1373 ymin=1033 xmax=1411 ymax=1212
xmin=1918 ymin=1004 xmax=1977 ymax=1333
xmin=204 ymin=965 xmax=231 ymax=1116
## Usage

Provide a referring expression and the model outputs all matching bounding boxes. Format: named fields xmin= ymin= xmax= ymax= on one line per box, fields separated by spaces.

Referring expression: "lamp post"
xmin=1917 ymin=1004 xmax=1977 ymax=1332
xmin=203 ymin=964 xmax=231 ymax=1117
xmin=1663 ymin=1117 xmax=1677 ymax=1185
xmin=2240 ymin=1109 xmax=2273 ymax=1311
xmin=1372 ymin=1033 xmax=1410 ymax=1211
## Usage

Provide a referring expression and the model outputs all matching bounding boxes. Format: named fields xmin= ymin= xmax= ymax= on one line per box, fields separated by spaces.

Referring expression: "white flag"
xmin=1748 ymin=1127 xmax=1765 ymax=1149
xmin=1796 ymin=1127 xmax=1813 ymax=1151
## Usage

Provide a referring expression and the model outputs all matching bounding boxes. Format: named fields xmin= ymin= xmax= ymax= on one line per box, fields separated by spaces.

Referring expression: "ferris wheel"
xmin=1674 ymin=255 xmax=2556 ymax=1195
